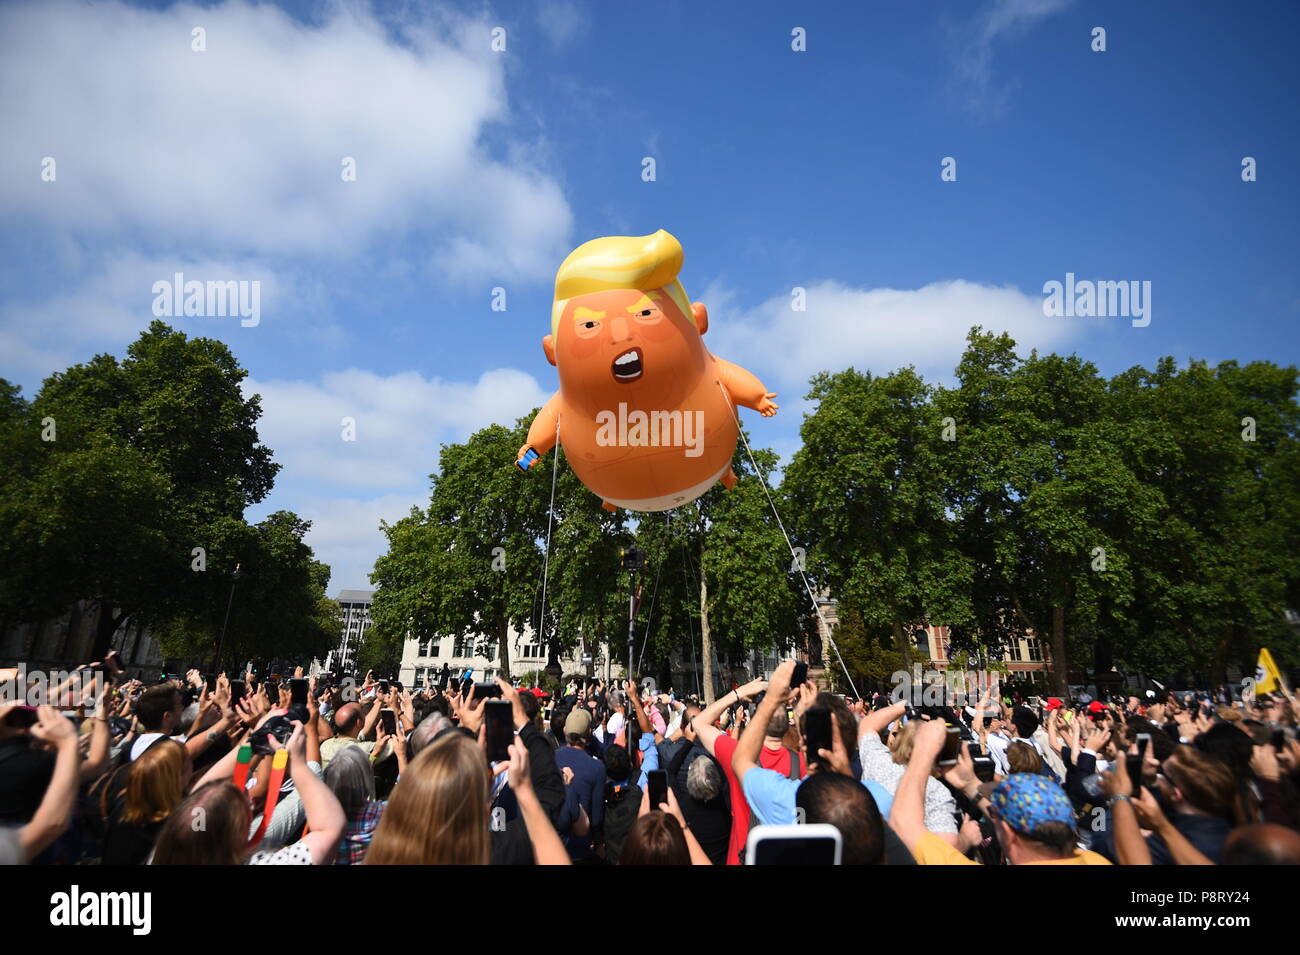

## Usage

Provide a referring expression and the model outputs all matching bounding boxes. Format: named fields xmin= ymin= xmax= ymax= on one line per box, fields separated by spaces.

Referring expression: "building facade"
xmin=397 ymin=624 xmax=601 ymax=687
xmin=0 ymin=600 xmax=166 ymax=680
xmin=321 ymin=589 xmax=374 ymax=675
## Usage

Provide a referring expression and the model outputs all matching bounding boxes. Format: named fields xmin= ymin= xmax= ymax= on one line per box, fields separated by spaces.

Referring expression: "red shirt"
xmin=713 ymin=733 xmax=806 ymax=865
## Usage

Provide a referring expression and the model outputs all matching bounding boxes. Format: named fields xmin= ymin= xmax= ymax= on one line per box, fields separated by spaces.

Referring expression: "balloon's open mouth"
xmin=612 ymin=347 xmax=643 ymax=382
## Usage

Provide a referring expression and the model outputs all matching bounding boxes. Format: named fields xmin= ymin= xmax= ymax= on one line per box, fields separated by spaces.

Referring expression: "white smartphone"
xmin=745 ymin=823 xmax=842 ymax=865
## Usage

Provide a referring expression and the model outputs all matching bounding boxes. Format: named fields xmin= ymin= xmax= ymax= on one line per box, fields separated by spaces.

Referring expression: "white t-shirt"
xmin=130 ymin=733 xmax=186 ymax=761
xmin=605 ymin=712 xmax=626 ymax=740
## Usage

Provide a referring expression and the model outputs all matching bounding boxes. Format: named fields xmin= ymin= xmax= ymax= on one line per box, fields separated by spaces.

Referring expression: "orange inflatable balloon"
xmin=517 ymin=230 xmax=777 ymax=512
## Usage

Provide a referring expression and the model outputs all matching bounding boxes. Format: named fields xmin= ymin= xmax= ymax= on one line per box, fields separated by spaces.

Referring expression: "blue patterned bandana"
xmin=990 ymin=772 xmax=1074 ymax=833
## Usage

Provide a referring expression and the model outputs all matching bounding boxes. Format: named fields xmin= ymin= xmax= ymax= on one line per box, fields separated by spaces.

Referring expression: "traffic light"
xmin=620 ymin=547 xmax=647 ymax=571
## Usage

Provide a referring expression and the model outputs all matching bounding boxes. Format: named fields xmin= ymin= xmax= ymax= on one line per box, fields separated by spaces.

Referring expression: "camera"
xmin=249 ymin=715 xmax=295 ymax=755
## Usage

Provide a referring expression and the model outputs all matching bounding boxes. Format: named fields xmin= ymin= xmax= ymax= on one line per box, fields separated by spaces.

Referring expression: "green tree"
xmin=1103 ymin=357 xmax=1300 ymax=680
xmin=633 ymin=439 xmax=799 ymax=701
xmin=533 ymin=449 xmax=631 ymax=673
xmin=153 ymin=511 xmax=339 ymax=668
xmin=369 ymin=419 xmax=551 ymax=681
xmin=0 ymin=323 xmax=280 ymax=659
xmin=785 ymin=367 xmax=973 ymax=672
xmin=942 ymin=330 xmax=1163 ymax=694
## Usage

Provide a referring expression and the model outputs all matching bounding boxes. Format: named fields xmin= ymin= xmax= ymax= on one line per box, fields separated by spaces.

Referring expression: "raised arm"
xmin=1101 ymin=758 xmax=1151 ymax=866
xmin=892 ymin=719 xmax=947 ymax=853
xmin=733 ymin=663 xmax=793 ymax=781
xmin=861 ymin=700 xmax=906 ymax=739
xmin=503 ymin=736 xmax=570 ymax=865
xmin=282 ymin=724 xmax=344 ymax=864
xmin=691 ymin=679 xmax=765 ymax=757
xmin=711 ymin=355 xmax=778 ymax=416
xmin=518 ymin=392 xmax=562 ymax=464
xmin=19 ymin=706 xmax=81 ymax=860
xmin=1133 ymin=784 xmax=1213 ymax=865
xmin=79 ymin=693 xmax=112 ymax=782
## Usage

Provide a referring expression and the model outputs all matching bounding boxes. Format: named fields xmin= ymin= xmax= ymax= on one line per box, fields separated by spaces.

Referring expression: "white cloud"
xmin=250 ymin=492 xmax=425 ymax=593
xmin=535 ymin=1 xmax=587 ymax=48
xmin=0 ymin=252 xmax=325 ymax=384
xmin=707 ymin=278 xmax=1086 ymax=391
xmin=950 ymin=0 xmax=1074 ymax=116
xmin=246 ymin=366 xmax=551 ymax=492
xmin=245 ymin=364 xmax=554 ymax=592
xmin=0 ymin=0 xmax=572 ymax=279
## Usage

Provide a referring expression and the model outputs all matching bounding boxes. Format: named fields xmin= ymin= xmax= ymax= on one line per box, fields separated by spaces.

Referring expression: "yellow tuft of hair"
xmin=551 ymin=229 xmax=693 ymax=336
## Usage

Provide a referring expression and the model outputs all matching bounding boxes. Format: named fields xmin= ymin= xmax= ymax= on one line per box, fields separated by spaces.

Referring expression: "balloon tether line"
xmin=715 ymin=381 xmax=859 ymax=699
xmin=536 ymin=417 xmax=560 ymax=661
xmin=635 ymin=551 xmax=662 ymax=677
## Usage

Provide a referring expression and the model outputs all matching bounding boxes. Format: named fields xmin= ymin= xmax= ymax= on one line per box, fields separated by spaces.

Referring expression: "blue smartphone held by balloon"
xmin=517 ymin=447 xmax=538 ymax=471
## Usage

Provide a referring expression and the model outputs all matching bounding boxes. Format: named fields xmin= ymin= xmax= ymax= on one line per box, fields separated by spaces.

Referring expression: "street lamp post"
xmin=620 ymin=547 xmax=647 ymax=682
xmin=210 ymin=563 xmax=241 ymax=675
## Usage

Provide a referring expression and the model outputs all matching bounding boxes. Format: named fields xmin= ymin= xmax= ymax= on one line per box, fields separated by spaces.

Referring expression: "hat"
xmin=1087 ymin=700 xmax=1106 ymax=715
xmin=1044 ymin=697 xmax=1064 ymax=711
xmin=990 ymin=773 xmax=1075 ymax=835
xmin=564 ymin=708 xmax=592 ymax=736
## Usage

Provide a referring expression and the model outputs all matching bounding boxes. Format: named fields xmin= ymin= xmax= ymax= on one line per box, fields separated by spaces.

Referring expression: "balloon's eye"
xmin=583 ymin=321 xmax=598 ymax=329
xmin=640 ymin=309 xmax=652 ymax=317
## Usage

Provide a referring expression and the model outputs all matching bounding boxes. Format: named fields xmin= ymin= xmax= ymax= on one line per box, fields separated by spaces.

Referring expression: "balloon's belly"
xmin=563 ymin=406 xmax=738 ymax=511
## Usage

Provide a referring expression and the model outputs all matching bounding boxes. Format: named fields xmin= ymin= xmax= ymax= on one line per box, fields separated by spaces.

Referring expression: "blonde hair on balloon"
xmin=551 ymin=229 xmax=694 ymax=337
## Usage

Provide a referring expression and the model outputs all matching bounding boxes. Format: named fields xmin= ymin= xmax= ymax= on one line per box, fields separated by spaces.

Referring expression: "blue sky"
xmin=1 ymin=0 xmax=1297 ymax=592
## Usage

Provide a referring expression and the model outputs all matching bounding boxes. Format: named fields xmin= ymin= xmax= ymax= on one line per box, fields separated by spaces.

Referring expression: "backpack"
xmin=602 ymin=782 xmax=642 ymax=864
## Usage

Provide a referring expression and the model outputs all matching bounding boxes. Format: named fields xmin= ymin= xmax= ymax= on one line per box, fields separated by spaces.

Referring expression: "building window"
xmin=1026 ymin=637 xmax=1043 ymax=662
xmin=453 ymin=636 xmax=475 ymax=658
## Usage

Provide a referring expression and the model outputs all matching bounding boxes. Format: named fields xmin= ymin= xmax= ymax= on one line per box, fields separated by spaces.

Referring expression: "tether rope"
xmin=715 ymin=381 xmax=860 ymax=698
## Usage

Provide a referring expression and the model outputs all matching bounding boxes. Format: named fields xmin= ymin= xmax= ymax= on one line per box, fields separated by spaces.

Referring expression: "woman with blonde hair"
xmin=365 ymin=728 xmax=569 ymax=865
xmin=858 ymin=704 xmax=963 ymax=845
xmin=152 ymin=721 xmax=344 ymax=865
xmin=103 ymin=738 xmax=189 ymax=865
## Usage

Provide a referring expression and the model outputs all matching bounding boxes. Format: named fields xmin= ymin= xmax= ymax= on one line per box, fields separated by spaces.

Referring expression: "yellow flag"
xmin=1255 ymin=648 xmax=1283 ymax=695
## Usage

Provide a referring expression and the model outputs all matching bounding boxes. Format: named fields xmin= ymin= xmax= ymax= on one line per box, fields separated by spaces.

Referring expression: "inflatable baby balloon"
xmin=516 ymin=230 xmax=777 ymax=512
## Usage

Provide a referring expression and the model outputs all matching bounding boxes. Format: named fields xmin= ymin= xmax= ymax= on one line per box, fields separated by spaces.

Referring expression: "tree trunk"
xmin=893 ymin=618 xmax=913 ymax=670
xmin=1049 ymin=604 xmax=1068 ymax=695
xmin=497 ymin=617 xmax=511 ymax=682
xmin=700 ymin=543 xmax=714 ymax=704
xmin=91 ymin=600 xmax=127 ymax=662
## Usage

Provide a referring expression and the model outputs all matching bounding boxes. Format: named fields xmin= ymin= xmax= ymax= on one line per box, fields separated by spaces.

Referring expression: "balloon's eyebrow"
xmin=626 ymin=294 xmax=658 ymax=313
xmin=573 ymin=307 xmax=606 ymax=320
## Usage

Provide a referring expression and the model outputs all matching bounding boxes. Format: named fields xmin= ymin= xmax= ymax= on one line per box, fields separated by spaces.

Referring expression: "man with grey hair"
xmin=687 ymin=752 xmax=724 ymax=802
xmin=407 ymin=711 xmax=453 ymax=758
xmin=669 ymin=705 xmax=731 ymax=865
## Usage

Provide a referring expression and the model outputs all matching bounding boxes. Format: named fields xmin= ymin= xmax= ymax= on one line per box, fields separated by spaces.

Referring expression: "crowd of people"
xmin=2 ymin=652 xmax=1299 ymax=866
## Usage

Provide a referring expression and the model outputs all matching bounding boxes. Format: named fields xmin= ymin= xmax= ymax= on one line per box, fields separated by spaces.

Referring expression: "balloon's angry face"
xmin=550 ymin=288 xmax=705 ymax=403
